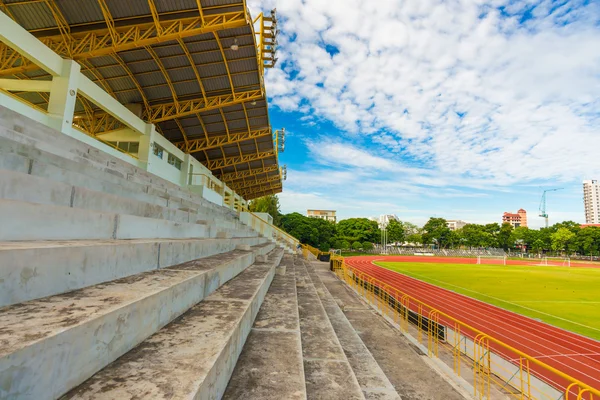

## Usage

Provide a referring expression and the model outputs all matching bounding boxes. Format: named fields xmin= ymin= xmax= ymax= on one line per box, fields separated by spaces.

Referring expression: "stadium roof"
xmin=0 ymin=0 xmax=282 ymax=200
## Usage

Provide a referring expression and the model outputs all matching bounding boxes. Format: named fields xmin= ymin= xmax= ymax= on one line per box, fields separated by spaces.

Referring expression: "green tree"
xmin=422 ymin=218 xmax=451 ymax=248
xmin=249 ymin=195 xmax=281 ymax=226
xmin=575 ymin=227 xmax=600 ymax=255
xmin=341 ymin=240 xmax=351 ymax=250
xmin=497 ymin=222 xmax=514 ymax=250
xmin=333 ymin=240 xmax=343 ymax=250
xmin=352 ymin=241 xmax=363 ymax=250
xmin=362 ymin=242 xmax=374 ymax=250
xmin=406 ymin=232 xmax=423 ymax=245
xmin=337 ymin=218 xmax=380 ymax=243
xmin=386 ymin=220 xmax=405 ymax=243
xmin=279 ymin=212 xmax=336 ymax=247
xmin=551 ymin=228 xmax=576 ymax=254
xmin=319 ymin=243 xmax=330 ymax=252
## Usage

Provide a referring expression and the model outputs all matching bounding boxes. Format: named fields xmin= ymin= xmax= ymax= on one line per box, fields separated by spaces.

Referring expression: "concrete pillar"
xmin=138 ymin=123 xmax=156 ymax=172
xmin=47 ymin=60 xmax=80 ymax=134
xmin=181 ymin=154 xmax=192 ymax=186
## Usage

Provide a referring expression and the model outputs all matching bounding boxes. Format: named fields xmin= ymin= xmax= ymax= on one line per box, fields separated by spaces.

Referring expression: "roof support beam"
xmin=174 ymin=128 xmax=270 ymax=153
xmin=218 ymin=165 xmax=279 ymax=181
xmin=0 ymin=10 xmax=248 ymax=75
xmin=228 ymin=174 xmax=281 ymax=191
xmin=240 ymin=185 xmax=282 ymax=200
xmin=144 ymin=89 xmax=263 ymax=122
xmin=205 ymin=150 xmax=276 ymax=170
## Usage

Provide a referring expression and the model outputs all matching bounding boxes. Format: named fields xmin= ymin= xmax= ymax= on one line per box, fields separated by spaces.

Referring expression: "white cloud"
xmin=249 ymin=0 xmax=600 ymax=184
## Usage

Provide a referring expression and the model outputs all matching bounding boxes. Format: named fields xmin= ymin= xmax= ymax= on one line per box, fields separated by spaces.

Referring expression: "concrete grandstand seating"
xmin=0 ymin=108 xmax=291 ymax=399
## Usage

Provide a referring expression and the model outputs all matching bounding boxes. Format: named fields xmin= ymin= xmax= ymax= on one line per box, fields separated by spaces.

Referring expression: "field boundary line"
xmin=375 ymin=262 xmax=600 ymax=335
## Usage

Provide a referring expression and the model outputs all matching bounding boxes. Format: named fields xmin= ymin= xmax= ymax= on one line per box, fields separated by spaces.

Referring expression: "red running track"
xmin=346 ymin=256 xmax=600 ymax=393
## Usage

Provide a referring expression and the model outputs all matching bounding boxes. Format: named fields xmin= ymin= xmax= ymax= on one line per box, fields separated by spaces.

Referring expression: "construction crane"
xmin=539 ymin=188 xmax=563 ymax=228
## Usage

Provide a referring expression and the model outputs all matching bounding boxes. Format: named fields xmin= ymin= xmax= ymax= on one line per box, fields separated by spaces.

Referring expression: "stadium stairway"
xmin=223 ymin=255 xmax=406 ymax=400
xmin=0 ymin=107 xmax=291 ymax=399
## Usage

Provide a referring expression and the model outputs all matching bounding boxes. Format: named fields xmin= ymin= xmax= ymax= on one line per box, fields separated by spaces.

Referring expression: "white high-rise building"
xmin=369 ymin=214 xmax=399 ymax=228
xmin=583 ymin=180 xmax=600 ymax=224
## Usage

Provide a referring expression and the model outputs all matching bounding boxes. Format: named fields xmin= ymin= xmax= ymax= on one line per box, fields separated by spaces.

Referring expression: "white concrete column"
xmin=138 ymin=123 xmax=156 ymax=171
xmin=47 ymin=60 xmax=80 ymax=134
xmin=181 ymin=154 xmax=192 ymax=186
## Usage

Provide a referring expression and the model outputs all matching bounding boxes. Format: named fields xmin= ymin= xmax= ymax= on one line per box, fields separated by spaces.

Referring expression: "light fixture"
xmin=250 ymin=100 xmax=257 ymax=106
xmin=230 ymin=38 xmax=239 ymax=51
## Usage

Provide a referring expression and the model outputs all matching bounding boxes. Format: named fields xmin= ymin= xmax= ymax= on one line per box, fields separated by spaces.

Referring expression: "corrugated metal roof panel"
xmin=120 ymin=49 xmax=152 ymax=63
xmin=104 ymin=0 xmax=150 ymax=19
xmin=136 ymin=71 xmax=165 ymax=87
xmin=173 ymin=81 xmax=200 ymax=97
xmin=96 ymin=65 xmax=128 ymax=79
xmin=198 ymin=63 xmax=228 ymax=78
xmin=145 ymin=86 xmax=173 ymax=102
xmin=9 ymin=2 xmax=55 ymax=30
xmin=58 ymin=0 xmax=103 ymax=25
xmin=154 ymin=0 xmax=196 ymax=13
xmin=203 ymin=76 xmax=230 ymax=92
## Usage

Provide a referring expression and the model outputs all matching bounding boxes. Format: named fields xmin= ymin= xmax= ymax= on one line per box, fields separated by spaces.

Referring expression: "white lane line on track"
xmin=375 ymin=264 xmax=600 ymax=335
xmin=509 ymin=353 xmax=600 ymax=362
xmin=511 ymin=301 xmax=600 ymax=304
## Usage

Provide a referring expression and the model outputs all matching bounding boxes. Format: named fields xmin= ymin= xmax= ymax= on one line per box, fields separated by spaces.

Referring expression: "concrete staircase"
xmin=0 ymin=108 xmax=288 ymax=399
xmin=224 ymin=256 xmax=406 ymax=400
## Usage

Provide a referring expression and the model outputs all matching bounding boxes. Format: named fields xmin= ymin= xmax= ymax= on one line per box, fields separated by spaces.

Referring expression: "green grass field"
xmin=375 ymin=261 xmax=600 ymax=340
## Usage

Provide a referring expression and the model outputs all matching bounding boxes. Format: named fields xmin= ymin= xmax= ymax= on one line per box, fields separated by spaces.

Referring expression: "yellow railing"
xmin=330 ymin=256 xmax=599 ymax=400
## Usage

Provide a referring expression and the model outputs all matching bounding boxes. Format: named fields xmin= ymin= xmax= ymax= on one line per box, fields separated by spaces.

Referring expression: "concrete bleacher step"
xmin=305 ymin=261 xmax=400 ymax=400
xmin=0 ymin=169 xmax=252 ymax=236
xmin=223 ymin=254 xmax=306 ymax=400
xmin=0 ymin=132 xmax=231 ymax=218
xmin=294 ymin=258 xmax=365 ymax=399
xmin=0 ymin=139 xmax=229 ymax=217
xmin=61 ymin=248 xmax=284 ymax=400
xmin=0 ymin=238 xmax=270 ymax=307
xmin=0 ymin=198 xmax=212 ymax=241
xmin=0 ymin=244 xmax=275 ymax=400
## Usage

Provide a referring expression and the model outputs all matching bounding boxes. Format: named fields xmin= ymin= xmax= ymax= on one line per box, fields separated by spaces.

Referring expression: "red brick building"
xmin=502 ymin=209 xmax=528 ymax=228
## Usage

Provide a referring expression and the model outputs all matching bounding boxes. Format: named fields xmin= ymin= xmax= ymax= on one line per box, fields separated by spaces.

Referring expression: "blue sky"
xmin=249 ymin=0 xmax=600 ymax=228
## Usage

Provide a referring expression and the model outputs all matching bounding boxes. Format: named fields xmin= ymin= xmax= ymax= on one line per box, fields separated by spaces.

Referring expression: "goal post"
xmin=476 ymin=255 xmax=507 ymax=265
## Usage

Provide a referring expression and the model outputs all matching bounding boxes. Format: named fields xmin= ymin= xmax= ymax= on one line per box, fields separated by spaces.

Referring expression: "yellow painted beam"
xmin=205 ymin=150 xmax=275 ymax=170
xmin=174 ymin=127 xmax=270 ymax=153
xmin=218 ymin=165 xmax=279 ymax=181
xmin=0 ymin=11 xmax=248 ymax=75
xmin=228 ymin=173 xmax=281 ymax=191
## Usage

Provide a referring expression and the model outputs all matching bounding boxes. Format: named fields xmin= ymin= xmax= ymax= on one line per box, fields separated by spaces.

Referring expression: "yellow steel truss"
xmin=240 ymin=185 xmax=282 ymax=200
xmin=228 ymin=173 xmax=281 ymax=191
xmin=218 ymin=165 xmax=279 ymax=181
xmin=144 ymin=90 xmax=263 ymax=123
xmin=205 ymin=149 xmax=275 ymax=170
xmin=174 ymin=127 xmax=270 ymax=153
xmin=0 ymin=11 xmax=248 ymax=75
xmin=72 ymin=90 xmax=263 ymax=135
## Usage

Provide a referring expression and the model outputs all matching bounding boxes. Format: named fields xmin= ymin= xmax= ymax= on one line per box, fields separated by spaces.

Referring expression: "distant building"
xmin=446 ymin=220 xmax=468 ymax=231
xmin=369 ymin=214 xmax=399 ymax=228
xmin=502 ymin=209 xmax=528 ymax=228
xmin=307 ymin=209 xmax=336 ymax=223
xmin=583 ymin=180 xmax=600 ymax=224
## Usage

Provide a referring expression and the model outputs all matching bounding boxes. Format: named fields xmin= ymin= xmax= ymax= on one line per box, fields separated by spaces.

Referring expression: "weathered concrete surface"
xmin=0 ymin=237 xmax=268 ymax=307
xmin=305 ymin=262 xmax=400 ymax=400
xmin=294 ymin=259 xmax=364 ymax=400
xmin=63 ymin=248 xmax=283 ymax=400
xmin=0 ymin=248 xmax=261 ymax=400
xmin=311 ymin=262 xmax=466 ymax=400
xmin=223 ymin=255 xmax=306 ymax=400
